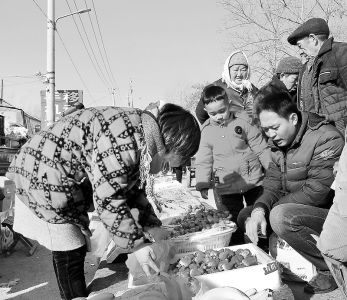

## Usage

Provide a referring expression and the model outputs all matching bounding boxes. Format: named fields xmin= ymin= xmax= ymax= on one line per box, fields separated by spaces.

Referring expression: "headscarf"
xmin=221 ymin=50 xmax=253 ymax=92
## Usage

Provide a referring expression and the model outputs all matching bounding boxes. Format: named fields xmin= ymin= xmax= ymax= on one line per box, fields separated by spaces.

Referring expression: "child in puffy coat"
xmin=195 ymin=85 xmax=272 ymax=245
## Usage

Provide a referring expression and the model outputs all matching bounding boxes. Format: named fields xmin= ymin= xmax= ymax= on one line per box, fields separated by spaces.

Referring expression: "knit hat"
xmin=228 ymin=52 xmax=248 ymax=68
xmin=276 ymin=56 xmax=302 ymax=74
xmin=287 ymin=18 xmax=330 ymax=45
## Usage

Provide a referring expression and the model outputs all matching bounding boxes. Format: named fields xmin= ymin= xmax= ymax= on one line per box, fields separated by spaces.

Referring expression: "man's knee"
xmin=269 ymin=204 xmax=290 ymax=236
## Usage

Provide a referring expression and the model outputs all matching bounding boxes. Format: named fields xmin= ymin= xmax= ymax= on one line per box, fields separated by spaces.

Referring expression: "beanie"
xmin=276 ymin=56 xmax=302 ymax=74
xmin=228 ymin=52 xmax=248 ymax=68
xmin=287 ymin=17 xmax=330 ymax=45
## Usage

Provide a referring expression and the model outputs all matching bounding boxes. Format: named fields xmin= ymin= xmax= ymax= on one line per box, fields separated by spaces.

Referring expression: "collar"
xmin=141 ymin=110 xmax=166 ymax=158
xmin=317 ymin=37 xmax=334 ymax=58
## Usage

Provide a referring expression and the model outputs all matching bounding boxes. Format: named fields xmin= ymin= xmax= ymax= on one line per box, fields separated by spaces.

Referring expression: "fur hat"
xmin=276 ymin=56 xmax=302 ymax=74
xmin=287 ymin=17 xmax=330 ymax=45
xmin=228 ymin=52 xmax=248 ymax=68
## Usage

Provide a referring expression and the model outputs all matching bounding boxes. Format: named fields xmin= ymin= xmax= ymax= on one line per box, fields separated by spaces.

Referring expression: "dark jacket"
xmin=253 ymin=112 xmax=344 ymax=216
xmin=195 ymin=79 xmax=258 ymax=124
xmin=259 ymin=75 xmax=297 ymax=103
xmin=297 ymin=37 xmax=347 ymax=134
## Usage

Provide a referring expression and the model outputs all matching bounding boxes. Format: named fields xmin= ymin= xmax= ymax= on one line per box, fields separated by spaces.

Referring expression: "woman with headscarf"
xmin=195 ymin=50 xmax=258 ymax=124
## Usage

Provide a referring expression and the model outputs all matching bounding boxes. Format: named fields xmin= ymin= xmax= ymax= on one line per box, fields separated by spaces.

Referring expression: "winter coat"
xmin=297 ymin=37 xmax=347 ymax=134
xmin=318 ymin=128 xmax=347 ymax=262
xmin=195 ymin=111 xmax=272 ymax=195
xmin=6 ymin=107 xmax=162 ymax=251
xmin=259 ymin=75 xmax=297 ymax=103
xmin=196 ymin=51 xmax=258 ymax=124
xmin=253 ymin=112 xmax=344 ymax=216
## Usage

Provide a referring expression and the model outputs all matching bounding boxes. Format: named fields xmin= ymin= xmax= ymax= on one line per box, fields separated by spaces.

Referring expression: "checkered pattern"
xmin=7 ymin=107 xmax=149 ymax=249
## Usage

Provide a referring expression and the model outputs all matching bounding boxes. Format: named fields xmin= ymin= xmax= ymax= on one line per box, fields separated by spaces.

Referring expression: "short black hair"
xmin=202 ymin=85 xmax=228 ymax=106
xmin=158 ymin=103 xmax=201 ymax=161
xmin=255 ymin=92 xmax=300 ymax=120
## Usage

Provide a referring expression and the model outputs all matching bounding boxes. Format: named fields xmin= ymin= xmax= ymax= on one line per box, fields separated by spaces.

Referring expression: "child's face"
xmin=204 ymin=99 xmax=230 ymax=124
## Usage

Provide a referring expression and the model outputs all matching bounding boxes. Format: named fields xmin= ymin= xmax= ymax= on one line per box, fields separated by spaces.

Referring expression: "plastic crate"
xmin=322 ymin=253 xmax=347 ymax=300
xmin=170 ymin=226 xmax=236 ymax=254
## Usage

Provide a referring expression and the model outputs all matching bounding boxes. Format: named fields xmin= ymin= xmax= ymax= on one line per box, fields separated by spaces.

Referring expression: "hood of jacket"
xmin=221 ymin=50 xmax=253 ymax=92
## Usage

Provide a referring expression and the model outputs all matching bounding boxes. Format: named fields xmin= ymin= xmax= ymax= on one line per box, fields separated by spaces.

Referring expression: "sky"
xmin=0 ymin=0 xmax=231 ymax=119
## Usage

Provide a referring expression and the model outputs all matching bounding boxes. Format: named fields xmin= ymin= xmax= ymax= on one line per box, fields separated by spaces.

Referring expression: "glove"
xmin=200 ymin=189 xmax=208 ymax=199
xmin=144 ymin=227 xmax=170 ymax=242
xmin=245 ymin=208 xmax=267 ymax=245
xmin=134 ymin=245 xmax=160 ymax=276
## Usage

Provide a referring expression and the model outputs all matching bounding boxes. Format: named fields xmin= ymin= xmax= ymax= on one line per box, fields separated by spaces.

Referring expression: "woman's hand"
xmin=144 ymin=227 xmax=170 ymax=242
xmin=134 ymin=245 xmax=160 ymax=276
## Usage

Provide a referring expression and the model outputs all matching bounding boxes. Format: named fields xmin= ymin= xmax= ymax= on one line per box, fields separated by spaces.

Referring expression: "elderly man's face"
xmin=296 ymin=36 xmax=319 ymax=57
xmin=259 ymin=110 xmax=298 ymax=147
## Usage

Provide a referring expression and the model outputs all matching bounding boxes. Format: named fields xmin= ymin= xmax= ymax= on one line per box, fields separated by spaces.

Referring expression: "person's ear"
xmin=309 ymin=34 xmax=318 ymax=45
xmin=289 ymin=113 xmax=298 ymax=125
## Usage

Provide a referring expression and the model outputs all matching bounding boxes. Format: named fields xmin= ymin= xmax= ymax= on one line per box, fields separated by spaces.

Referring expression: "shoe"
xmin=304 ymin=270 xmax=338 ymax=294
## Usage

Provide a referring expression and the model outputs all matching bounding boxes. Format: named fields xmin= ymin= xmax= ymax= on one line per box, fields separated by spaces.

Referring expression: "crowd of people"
xmin=194 ymin=17 xmax=347 ymax=295
xmin=5 ymin=17 xmax=347 ymax=300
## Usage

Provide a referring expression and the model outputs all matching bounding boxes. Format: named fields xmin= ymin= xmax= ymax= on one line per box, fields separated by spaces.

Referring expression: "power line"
xmin=72 ymin=0 xmax=113 ymax=88
xmin=83 ymin=0 xmax=117 ymax=92
xmin=64 ymin=0 xmax=112 ymax=92
xmin=31 ymin=0 xmax=95 ymax=103
xmin=56 ymin=29 xmax=95 ymax=102
xmin=31 ymin=0 xmax=48 ymax=19
xmin=90 ymin=0 xmax=120 ymax=101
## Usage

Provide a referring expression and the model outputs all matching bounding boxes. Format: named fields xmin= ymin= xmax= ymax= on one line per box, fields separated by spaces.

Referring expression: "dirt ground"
xmin=0 ymin=175 xmax=344 ymax=299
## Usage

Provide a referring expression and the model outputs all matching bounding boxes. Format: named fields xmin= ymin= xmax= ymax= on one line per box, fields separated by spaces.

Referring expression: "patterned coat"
xmin=7 ymin=106 xmax=161 ymax=250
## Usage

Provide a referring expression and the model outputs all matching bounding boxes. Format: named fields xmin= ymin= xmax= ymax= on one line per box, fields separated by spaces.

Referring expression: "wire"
xmin=72 ymin=0 xmax=113 ymax=88
xmin=64 ymin=0 xmax=112 ymax=92
xmin=31 ymin=0 xmax=48 ymax=19
xmin=83 ymin=0 xmax=117 ymax=93
xmin=90 ymin=0 xmax=120 ymax=101
xmin=56 ymin=29 xmax=96 ymax=102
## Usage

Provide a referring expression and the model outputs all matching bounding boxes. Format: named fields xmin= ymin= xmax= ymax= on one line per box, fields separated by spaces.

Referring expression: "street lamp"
xmin=45 ymin=0 xmax=91 ymax=128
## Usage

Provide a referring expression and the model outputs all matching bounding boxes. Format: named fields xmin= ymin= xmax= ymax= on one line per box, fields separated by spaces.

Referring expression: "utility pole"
xmin=46 ymin=0 xmax=55 ymax=127
xmin=45 ymin=1 xmax=90 ymax=128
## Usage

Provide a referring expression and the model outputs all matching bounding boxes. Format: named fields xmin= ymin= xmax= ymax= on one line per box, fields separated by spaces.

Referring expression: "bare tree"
xmin=220 ymin=0 xmax=347 ymax=86
xmin=169 ymin=83 xmax=207 ymax=113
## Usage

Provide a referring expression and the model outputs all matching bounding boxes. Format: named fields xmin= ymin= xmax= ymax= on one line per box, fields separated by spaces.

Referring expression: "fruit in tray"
xmin=168 ymin=206 xmax=235 ymax=237
xmin=169 ymin=248 xmax=258 ymax=280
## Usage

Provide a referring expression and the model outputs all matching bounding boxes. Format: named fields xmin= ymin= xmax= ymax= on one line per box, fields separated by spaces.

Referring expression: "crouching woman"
xmin=6 ymin=102 xmax=201 ymax=300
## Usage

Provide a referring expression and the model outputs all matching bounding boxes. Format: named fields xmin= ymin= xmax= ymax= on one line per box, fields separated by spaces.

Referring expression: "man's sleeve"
xmin=253 ymin=161 xmax=284 ymax=217
xmin=278 ymin=131 xmax=344 ymax=207
xmin=195 ymin=131 xmax=213 ymax=191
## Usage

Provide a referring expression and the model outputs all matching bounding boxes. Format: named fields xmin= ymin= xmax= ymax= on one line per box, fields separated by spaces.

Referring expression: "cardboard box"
xmin=128 ymin=243 xmax=281 ymax=295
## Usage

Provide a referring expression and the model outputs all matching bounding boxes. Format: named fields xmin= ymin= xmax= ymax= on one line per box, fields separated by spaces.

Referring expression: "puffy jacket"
xmin=6 ymin=107 xmax=162 ymax=250
xmin=297 ymin=37 xmax=347 ymax=134
xmin=253 ymin=112 xmax=344 ymax=216
xmin=195 ymin=111 xmax=272 ymax=195
xmin=196 ymin=79 xmax=258 ymax=124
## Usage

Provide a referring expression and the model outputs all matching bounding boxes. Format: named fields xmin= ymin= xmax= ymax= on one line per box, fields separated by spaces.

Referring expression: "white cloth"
xmin=13 ymin=198 xmax=86 ymax=251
